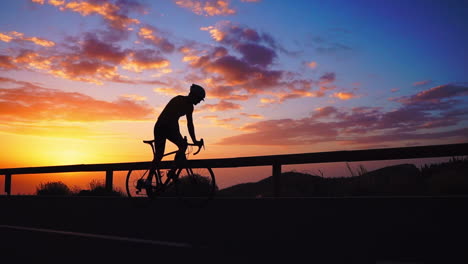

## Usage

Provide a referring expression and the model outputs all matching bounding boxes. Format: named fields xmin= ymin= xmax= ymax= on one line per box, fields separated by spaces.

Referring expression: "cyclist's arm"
xmin=186 ymin=112 xmax=198 ymax=144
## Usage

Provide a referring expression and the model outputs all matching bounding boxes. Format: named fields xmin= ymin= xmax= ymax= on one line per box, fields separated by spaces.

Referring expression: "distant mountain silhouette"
xmin=218 ymin=158 xmax=468 ymax=197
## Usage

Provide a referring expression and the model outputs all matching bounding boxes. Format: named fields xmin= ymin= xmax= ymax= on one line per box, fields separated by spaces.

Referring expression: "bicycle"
xmin=125 ymin=137 xmax=216 ymax=207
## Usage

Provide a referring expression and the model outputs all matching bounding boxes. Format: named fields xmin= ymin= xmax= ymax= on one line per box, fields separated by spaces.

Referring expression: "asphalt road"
xmin=1 ymin=196 xmax=467 ymax=263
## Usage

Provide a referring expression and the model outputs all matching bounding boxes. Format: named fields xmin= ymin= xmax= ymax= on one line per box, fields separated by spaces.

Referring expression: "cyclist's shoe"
xmin=167 ymin=170 xmax=176 ymax=179
xmin=136 ymin=179 xmax=151 ymax=190
xmin=136 ymin=179 xmax=145 ymax=191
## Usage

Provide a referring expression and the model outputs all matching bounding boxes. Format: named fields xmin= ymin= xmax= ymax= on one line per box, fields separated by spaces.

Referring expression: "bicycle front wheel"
xmin=175 ymin=167 xmax=216 ymax=207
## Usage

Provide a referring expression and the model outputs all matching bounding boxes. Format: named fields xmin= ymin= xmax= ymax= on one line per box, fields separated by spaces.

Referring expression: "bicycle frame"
xmin=126 ymin=136 xmax=215 ymax=205
xmin=143 ymin=137 xmax=204 ymax=188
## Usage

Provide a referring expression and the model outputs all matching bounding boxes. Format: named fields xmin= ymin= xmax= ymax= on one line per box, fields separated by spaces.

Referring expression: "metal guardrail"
xmin=1 ymin=143 xmax=467 ymax=196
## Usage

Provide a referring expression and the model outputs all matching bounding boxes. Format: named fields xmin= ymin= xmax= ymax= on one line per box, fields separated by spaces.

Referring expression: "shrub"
xmin=77 ymin=179 xmax=124 ymax=197
xmin=36 ymin=181 xmax=72 ymax=196
xmin=176 ymin=173 xmax=217 ymax=197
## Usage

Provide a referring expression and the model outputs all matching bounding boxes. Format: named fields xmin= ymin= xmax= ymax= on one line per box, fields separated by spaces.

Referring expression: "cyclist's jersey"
xmin=156 ymin=95 xmax=193 ymax=127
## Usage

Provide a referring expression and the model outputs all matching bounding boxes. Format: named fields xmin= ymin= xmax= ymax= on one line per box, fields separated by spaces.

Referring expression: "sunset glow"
xmin=1 ymin=0 xmax=467 ymax=194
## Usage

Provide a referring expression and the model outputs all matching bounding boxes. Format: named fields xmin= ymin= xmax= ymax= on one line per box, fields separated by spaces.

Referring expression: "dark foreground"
xmin=0 ymin=195 xmax=467 ymax=263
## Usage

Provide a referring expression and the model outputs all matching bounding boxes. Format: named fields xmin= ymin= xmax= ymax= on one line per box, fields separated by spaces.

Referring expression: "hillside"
xmin=218 ymin=158 xmax=468 ymax=197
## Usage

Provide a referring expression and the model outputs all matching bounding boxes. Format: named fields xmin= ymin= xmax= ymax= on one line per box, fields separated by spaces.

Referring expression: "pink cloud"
xmin=240 ymin=113 xmax=264 ymax=119
xmin=175 ymin=0 xmax=236 ymax=16
xmin=216 ymin=83 xmax=468 ymax=146
xmin=413 ymin=80 xmax=432 ymax=87
xmin=32 ymin=0 xmax=143 ymax=30
xmin=191 ymin=22 xmax=336 ymax=103
xmin=198 ymin=100 xmax=242 ymax=112
xmin=0 ymin=78 xmax=154 ymax=122
xmin=1 ymin=28 xmax=173 ymax=84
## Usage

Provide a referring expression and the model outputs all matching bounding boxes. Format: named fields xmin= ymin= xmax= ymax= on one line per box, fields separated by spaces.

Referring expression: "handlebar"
xmin=185 ymin=137 xmax=205 ymax=155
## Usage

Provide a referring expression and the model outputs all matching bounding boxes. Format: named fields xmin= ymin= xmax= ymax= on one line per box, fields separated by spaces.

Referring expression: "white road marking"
xmin=0 ymin=224 xmax=194 ymax=248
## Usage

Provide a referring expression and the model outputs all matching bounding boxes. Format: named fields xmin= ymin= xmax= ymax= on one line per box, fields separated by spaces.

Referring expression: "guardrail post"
xmin=105 ymin=170 xmax=113 ymax=193
xmin=5 ymin=174 xmax=11 ymax=196
xmin=273 ymin=163 xmax=281 ymax=198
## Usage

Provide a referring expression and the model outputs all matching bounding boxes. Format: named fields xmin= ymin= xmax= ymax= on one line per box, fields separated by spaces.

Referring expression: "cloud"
xmin=183 ymin=42 xmax=337 ymax=103
xmin=32 ymin=0 xmax=142 ymax=30
xmin=306 ymin=29 xmax=353 ymax=56
xmin=318 ymin=72 xmax=336 ymax=85
xmin=198 ymin=100 xmax=242 ymax=112
xmin=308 ymin=61 xmax=317 ymax=69
xmin=175 ymin=0 xmax=236 ymax=16
xmin=0 ymin=78 xmax=154 ymax=122
xmin=332 ymin=92 xmax=358 ymax=100
xmin=217 ymin=83 xmax=468 ymax=146
xmin=258 ymin=97 xmax=277 ymax=107
xmin=1 ymin=29 xmax=172 ymax=84
xmin=236 ymin=43 xmax=276 ymax=67
xmin=81 ymin=33 xmax=127 ymax=64
xmin=201 ymin=21 xmax=266 ymax=47
xmin=0 ymin=31 xmax=55 ymax=47
xmin=122 ymin=49 xmax=170 ymax=72
xmin=0 ymin=55 xmax=18 ymax=69
xmin=200 ymin=20 xmax=294 ymax=55
xmin=202 ymin=114 xmax=240 ymax=128
xmin=137 ymin=26 xmax=175 ymax=53
xmin=186 ymin=23 xmax=287 ymax=95
xmin=121 ymin=94 xmax=147 ymax=101
xmin=31 ymin=0 xmax=64 ymax=6
xmin=413 ymin=80 xmax=432 ymax=87
xmin=208 ymin=85 xmax=249 ymax=101
xmin=219 ymin=118 xmax=340 ymax=145
xmin=192 ymin=22 xmax=337 ymax=104
xmin=311 ymin=106 xmax=340 ymax=119
xmin=202 ymin=55 xmax=283 ymax=89
xmin=395 ymin=83 xmax=468 ymax=104
xmin=240 ymin=113 xmax=263 ymax=119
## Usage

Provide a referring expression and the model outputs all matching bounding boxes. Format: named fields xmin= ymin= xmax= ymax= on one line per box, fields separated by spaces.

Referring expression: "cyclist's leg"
xmin=151 ymin=123 xmax=167 ymax=183
xmin=154 ymin=122 xmax=168 ymax=163
xmin=166 ymin=129 xmax=187 ymax=176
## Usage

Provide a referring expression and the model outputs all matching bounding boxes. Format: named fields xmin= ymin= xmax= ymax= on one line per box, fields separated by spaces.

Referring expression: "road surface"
xmin=1 ymin=196 xmax=467 ymax=263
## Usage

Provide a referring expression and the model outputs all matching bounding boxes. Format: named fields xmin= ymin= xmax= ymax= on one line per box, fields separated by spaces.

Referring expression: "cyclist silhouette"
xmin=153 ymin=84 xmax=205 ymax=178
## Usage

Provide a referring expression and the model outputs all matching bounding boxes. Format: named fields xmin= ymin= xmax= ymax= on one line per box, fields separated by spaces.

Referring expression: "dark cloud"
xmin=0 ymin=55 xmax=17 ymax=69
xmin=236 ymin=43 xmax=276 ymax=67
xmin=319 ymin=72 xmax=336 ymax=84
xmin=82 ymin=33 xmax=126 ymax=64
xmin=396 ymin=83 xmax=468 ymax=104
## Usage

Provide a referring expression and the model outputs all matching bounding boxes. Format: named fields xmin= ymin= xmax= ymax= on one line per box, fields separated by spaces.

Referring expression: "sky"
xmin=1 ymin=0 xmax=468 ymax=194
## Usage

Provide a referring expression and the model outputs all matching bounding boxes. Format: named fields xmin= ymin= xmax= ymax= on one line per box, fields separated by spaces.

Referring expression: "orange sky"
xmin=1 ymin=0 xmax=467 ymax=194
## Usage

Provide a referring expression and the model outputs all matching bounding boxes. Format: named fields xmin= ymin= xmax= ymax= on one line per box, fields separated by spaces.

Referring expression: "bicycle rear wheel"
xmin=175 ymin=167 xmax=216 ymax=207
xmin=126 ymin=168 xmax=157 ymax=198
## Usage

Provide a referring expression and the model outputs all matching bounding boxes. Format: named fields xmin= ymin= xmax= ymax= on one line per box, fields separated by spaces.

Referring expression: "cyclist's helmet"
xmin=190 ymin=84 xmax=205 ymax=101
